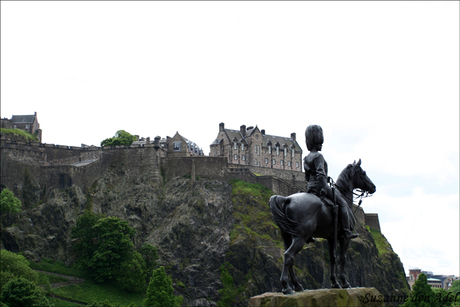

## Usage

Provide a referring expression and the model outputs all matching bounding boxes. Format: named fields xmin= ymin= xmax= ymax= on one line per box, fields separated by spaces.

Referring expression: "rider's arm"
xmin=314 ymin=154 xmax=332 ymax=197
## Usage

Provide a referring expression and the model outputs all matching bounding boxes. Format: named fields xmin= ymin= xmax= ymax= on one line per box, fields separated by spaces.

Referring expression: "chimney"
xmin=261 ymin=129 xmax=265 ymax=135
xmin=240 ymin=125 xmax=246 ymax=136
xmin=291 ymin=133 xmax=296 ymax=141
xmin=219 ymin=122 xmax=225 ymax=132
xmin=146 ymin=137 xmax=150 ymax=145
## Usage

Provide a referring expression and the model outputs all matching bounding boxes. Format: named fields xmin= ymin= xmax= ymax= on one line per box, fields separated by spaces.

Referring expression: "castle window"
xmin=234 ymin=142 xmax=237 ymax=150
xmin=281 ymin=160 xmax=284 ymax=166
xmin=265 ymin=158 xmax=268 ymax=164
xmin=26 ymin=124 xmax=29 ymax=130
xmin=296 ymin=162 xmax=299 ymax=168
xmin=241 ymin=144 xmax=244 ymax=151
xmin=292 ymin=149 xmax=295 ymax=158
xmin=234 ymin=154 xmax=238 ymax=160
xmin=284 ymin=148 xmax=287 ymax=156
xmin=173 ymin=142 xmax=181 ymax=151
xmin=242 ymin=155 xmax=246 ymax=161
xmin=272 ymin=159 xmax=276 ymax=165
xmin=254 ymin=159 xmax=258 ymax=165
xmin=276 ymin=147 xmax=279 ymax=156
xmin=288 ymin=161 xmax=291 ymax=167
xmin=268 ymin=145 xmax=272 ymax=154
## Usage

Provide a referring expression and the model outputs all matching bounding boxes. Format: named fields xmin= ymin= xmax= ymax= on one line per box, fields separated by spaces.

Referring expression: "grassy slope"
xmin=0 ymin=128 xmax=39 ymax=142
xmin=30 ymin=258 xmax=145 ymax=307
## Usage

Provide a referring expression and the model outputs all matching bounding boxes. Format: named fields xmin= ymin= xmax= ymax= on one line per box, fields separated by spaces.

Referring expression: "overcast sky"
xmin=2 ymin=2 xmax=459 ymax=278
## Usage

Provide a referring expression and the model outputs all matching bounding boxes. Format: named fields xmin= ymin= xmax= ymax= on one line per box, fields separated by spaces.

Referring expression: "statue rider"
xmin=304 ymin=125 xmax=358 ymax=240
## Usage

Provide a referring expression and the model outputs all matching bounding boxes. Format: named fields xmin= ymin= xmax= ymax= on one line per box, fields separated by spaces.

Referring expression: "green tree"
xmin=71 ymin=211 xmax=104 ymax=267
xmin=402 ymin=273 xmax=437 ymax=307
xmin=140 ymin=243 xmax=159 ymax=278
xmin=0 ymin=250 xmax=39 ymax=291
xmin=89 ymin=217 xmax=136 ymax=282
xmin=450 ymin=280 xmax=460 ymax=295
xmin=71 ymin=213 xmax=138 ymax=283
xmin=0 ymin=277 xmax=53 ymax=307
xmin=144 ymin=266 xmax=183 ymax=307
xmin=100 ymin=130 xmax=136 ymax=147
xmin=1 ymin=188 xmax=22 ymax=219
xmin=116 ymin=251 xmax=147 ymax=293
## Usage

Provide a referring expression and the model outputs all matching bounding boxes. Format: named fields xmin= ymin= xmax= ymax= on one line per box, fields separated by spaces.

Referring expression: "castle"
xmin=0 ymin=115 xmax=381 ymax=231
xmin=210 ymin=123 xmax=303 ymax=172
xmin=1 ymin=112 xmax=42 ymax=142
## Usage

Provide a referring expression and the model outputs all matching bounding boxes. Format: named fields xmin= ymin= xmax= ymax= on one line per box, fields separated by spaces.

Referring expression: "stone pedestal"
xmin=249 ymin=287 xmax=385 ymax=307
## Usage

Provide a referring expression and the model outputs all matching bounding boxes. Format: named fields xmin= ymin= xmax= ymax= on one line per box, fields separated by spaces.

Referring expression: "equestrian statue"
xmin=269 ymin=125 xmax=376 ymax=294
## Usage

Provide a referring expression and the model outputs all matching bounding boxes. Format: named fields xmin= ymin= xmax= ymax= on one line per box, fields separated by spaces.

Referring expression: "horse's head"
xmin=351 ymin=159 xmax=376 ymax=194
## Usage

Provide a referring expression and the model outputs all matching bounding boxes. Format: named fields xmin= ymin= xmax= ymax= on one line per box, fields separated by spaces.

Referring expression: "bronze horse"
xmin=269 ymin=159 xmax=376 ymax=294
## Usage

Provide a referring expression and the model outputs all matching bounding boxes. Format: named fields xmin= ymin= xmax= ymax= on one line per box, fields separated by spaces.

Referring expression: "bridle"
xmin=351 ymin=164 xmax=373 ymax=213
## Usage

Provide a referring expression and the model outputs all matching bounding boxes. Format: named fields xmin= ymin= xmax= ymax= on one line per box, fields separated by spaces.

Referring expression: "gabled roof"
xmin=216 ymin=124 xmax=302 ymax=152
xmin=262 ymin=134 xmax=302 ymax=151
xmin=12 ymin=115 xmax=36 ymax=124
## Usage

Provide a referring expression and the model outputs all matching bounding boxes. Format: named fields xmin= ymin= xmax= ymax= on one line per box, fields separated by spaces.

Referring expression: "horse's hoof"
xmin=342 ymin=282 xmax=351 ymax=289
xmin=294 ymin=284 xmax=304 ymax=292
xmin=283 ymin=288 xmax=295 ymax=295
xmin=331 ymin=282 xmax=342 ymax=289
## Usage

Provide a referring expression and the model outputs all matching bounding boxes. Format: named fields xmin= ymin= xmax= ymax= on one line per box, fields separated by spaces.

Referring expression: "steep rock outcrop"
xmin=1 ymin=166 xmax=409 ymax=307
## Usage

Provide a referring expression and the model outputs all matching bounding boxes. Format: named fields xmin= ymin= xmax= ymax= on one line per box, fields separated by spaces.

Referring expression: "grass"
xmin=0 ymin=128 xmax=39 ymax=142
xmin=30 ymin=258 xmax=144 ymax=306
xmin=48 ymin=297 xmax=82 ymax=307
xmin=29 ymin=258 xmax=85 ymax=278
xmin=51 ymin=279 xmax=144 ymax=306
xmin=37 ymin=272 xmax=70 ymax=284
xmin=368 ymin=227 xmax=391 ymax=257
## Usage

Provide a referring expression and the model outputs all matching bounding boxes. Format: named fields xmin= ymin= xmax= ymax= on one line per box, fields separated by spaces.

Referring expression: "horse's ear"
xmin=353 ymin=160 xmax=356 ymax=165
xmin=357 ymin=159 xmax=361 ymax=166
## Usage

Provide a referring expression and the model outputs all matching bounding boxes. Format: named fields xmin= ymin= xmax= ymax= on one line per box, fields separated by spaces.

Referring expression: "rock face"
xmin=1 ymin=164 xmax=409 ymax=307
xmin=249 ymin=288 xmax=385 ymax=307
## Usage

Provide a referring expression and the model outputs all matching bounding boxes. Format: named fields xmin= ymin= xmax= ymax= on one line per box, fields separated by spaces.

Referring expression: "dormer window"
xmin=276 ymin=146 xmax=279 ymax=156
xmin=292 ymin=148 xmax=295 ymax=158
xmin=241 ymin=143 xmax=244 ymax=151
xmin=234 ymin=142 xmax=237 ymax=150
xmin=284 ymin=147 xmax=287 ymax=156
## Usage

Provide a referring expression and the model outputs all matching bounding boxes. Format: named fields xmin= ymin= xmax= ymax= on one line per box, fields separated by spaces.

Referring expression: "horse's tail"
xmin=269 ymin=195 xmax=300 ymax=236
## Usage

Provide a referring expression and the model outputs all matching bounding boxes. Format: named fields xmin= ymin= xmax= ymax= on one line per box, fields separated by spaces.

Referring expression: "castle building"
xmin=210 ymin=123 xmax=302 ymax=171
xmin=167 ymin=132 xmax=204 ymax=157
xmin=1 ymin=112 xmax=42 ymax=142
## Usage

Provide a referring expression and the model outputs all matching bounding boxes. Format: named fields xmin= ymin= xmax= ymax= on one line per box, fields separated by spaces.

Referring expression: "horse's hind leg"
xmin=338 ymin=237 xmax=351 ymax=288
xmin=327 ymin=238 xmax=341 ymax=289
xmin=281 ymin=236 xmax=305 ymax=295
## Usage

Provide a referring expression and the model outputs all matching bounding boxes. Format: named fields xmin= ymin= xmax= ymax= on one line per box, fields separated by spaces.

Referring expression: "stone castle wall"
xmin=0 ymin=138 xmax=379 ymax=229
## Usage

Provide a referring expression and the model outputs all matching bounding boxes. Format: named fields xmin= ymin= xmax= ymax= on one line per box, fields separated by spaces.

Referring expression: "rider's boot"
xmin=340 ymin=211 xmax=358 ymax=239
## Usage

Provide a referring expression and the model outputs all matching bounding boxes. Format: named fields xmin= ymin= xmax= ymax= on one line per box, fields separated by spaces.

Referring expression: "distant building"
xmin=210 ymin=123 xmax=302 ymax=171
xmin=407 ymin=268 xmax=456 ymax=290
xmin=1 ymin=112 xmax=42 ymax=142
xmin=167 ymin=132 xmax=204 ymax=157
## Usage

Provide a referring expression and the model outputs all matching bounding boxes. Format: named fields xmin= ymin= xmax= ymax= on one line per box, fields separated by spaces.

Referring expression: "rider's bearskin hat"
xmin=305 ymin=125 xmax=324 ymax=151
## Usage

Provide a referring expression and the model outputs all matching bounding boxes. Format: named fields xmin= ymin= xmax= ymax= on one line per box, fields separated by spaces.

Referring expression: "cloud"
xmin=364 ymin=186 xmax=459 ymax=276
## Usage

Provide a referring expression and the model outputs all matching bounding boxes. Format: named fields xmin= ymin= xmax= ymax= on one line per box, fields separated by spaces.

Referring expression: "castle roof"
xmin=215 ymin=125 xmax=302 ymax=152
xmin=12 ymin=114 xmax=36 ymax=124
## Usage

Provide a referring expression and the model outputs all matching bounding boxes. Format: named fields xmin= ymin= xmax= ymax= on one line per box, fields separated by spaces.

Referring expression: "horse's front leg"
xmin=328 ymin=238 xmax=341 ymax=289
xmin=338 ymin=237 xmax=351 ymax=288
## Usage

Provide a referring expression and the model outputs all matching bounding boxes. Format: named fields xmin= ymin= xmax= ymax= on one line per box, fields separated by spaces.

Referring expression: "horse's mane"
xmin=335 ymin=164 xmax=354 ymax=193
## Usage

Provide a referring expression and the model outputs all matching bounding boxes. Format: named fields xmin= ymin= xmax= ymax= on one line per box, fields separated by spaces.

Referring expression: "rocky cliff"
xmin=1 ymin=164 xmax=409 ymax=306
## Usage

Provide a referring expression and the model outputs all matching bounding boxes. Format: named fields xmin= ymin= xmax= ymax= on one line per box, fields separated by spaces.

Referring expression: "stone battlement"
xmin=0 ymin=138 xmax=380 ymax=230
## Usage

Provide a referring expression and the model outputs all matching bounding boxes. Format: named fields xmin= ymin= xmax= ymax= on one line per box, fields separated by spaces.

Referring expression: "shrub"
xmin=0 ymin=277 xmax=53 ymax=307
